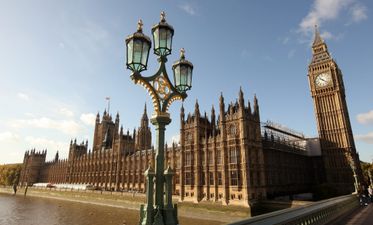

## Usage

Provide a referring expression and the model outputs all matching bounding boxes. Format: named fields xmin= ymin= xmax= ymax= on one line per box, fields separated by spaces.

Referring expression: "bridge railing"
xmin=229 ymin=194 xmax=359 ymax=225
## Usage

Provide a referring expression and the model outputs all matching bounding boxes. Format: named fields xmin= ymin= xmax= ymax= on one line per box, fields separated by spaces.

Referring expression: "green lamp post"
xmin=125 ymin=12 xmax=193 ymax=225
xmin=345 ymin=151 xmax=360 ymax=193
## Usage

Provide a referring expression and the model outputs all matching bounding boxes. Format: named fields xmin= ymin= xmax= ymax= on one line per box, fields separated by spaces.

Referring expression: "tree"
xmin=360 ymin=161 xmax=373 ymax=186
xmin=0 ymin=164 xmax=22 ymax=186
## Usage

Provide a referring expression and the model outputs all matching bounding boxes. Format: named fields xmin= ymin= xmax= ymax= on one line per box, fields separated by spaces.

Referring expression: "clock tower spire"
xmin=308 ymin=26 xmax=362 ymax=194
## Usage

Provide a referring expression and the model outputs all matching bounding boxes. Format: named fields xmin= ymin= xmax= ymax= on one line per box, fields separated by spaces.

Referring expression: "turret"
xmin=115 ymin=112 xmax=120 ymax=124
xmin=54 ymin=151 xmax=59 ymax=162
xmin=239 ymin=87 xmax=244 ymax=109
xmin=114 ymin=112 xmax=120 ymax=137
xmin=180 ymin=103 xmax=185 ymax=122
xmin=194 ymin=99 xmax=200 ymax=119
xmin=211 ymin=105 xmax=215 ymax=124
xmin=141 ymin=103 xmax=149 ymax=128
xmin=219 ymin=92 xmax=225 ymax=122
xmin=253 ymin=94 xmax=259 ymax=117
xmin=96 ymin=112 xmax=100 ymax=124
xmin=136 ymin=104 xmax=152 ymax=151
xmin=211 ymin=105 xmax=216 ymax=135
xmin=247 ymin=99 xmax=252 ymax=115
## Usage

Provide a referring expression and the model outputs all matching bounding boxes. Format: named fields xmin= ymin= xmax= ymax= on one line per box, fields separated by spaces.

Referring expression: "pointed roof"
xmin=219 ymin=92 xmax=224 ymax=105
xmin=180 ymin=103 xmax=185 ymax=114
xmin=141 ymin=103 xmax=148 ymax=121
xmin=312 ymin=25 xmax=324 ymax=47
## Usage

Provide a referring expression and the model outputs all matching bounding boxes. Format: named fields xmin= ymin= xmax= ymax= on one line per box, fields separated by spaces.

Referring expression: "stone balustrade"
xmin=229 ymin=194 xmax=359 ymax=225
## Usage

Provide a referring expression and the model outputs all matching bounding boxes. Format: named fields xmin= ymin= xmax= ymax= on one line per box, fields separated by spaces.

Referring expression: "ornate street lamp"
xmin=368 ymin=169 xmax=372 ymax=187
xmin=345 ymin=151 xmax=360 ymax=193
xmin=125 ymin=12 xmax=193 ymax=225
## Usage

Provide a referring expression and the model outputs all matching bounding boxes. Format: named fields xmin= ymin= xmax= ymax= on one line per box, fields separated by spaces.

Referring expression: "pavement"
xmin=331 ymin=203 xmax=373 ymax=225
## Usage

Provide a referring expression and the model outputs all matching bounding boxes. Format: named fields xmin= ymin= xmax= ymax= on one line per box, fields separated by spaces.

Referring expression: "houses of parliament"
xmin=19 ymin=28 xmax=363 ymax=207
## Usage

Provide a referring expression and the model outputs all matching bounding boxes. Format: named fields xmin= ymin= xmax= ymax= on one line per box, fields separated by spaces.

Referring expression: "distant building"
xmin=19 ymin=27 xmax=361 ymax=206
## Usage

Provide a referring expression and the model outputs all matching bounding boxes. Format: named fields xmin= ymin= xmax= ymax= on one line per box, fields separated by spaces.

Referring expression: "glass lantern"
xmin=172 ymin=48 xmax=193 ymax=93
xmin=152 ymin=12 xmax=174 ymax=56
xmin=125 ymin=20 xmax=152 ymax=73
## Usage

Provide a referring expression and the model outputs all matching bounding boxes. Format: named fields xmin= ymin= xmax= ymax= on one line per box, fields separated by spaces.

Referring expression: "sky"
xmin=0 ymin=0 xmax=372 ymax=164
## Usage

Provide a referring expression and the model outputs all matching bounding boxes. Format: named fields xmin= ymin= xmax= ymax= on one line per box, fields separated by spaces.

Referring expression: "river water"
xmin=0 ymin=193 xmax=223 ymax=225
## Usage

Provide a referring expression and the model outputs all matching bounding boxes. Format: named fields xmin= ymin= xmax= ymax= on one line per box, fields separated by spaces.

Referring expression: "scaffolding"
xmin=262 ymin=120 xmax=307 ymax=151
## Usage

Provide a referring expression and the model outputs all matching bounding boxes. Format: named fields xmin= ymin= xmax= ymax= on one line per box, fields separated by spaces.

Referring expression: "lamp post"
xmin=125 ymin=12 xmax=193 ymax=225
xmin=345 ymin=151 xmax=360 ymax=193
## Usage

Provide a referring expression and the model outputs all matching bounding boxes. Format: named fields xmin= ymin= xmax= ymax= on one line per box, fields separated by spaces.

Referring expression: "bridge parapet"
xmin=229 ymin=194 xmax=359 ymax=225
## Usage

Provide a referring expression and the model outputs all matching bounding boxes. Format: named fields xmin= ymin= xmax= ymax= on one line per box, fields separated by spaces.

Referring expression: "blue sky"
xmin=1 ymin=0 xmax=372 ymax=164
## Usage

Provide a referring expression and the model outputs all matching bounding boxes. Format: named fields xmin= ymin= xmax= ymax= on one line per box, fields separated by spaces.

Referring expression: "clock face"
xmin=315 ymin=73 xmax=332 ymax=88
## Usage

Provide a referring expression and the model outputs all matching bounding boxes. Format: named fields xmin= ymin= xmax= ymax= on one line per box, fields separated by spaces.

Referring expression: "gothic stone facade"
xmin=19 ymin=90 xmax=321 ymax=207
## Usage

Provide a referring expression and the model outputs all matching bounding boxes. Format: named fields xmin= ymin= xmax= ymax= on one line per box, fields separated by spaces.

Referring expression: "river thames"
xmin=0 ymin=193 xmax=223 ymax=225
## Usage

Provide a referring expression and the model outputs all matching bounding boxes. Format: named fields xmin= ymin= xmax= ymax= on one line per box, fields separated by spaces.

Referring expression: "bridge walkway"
xmin=330 ymin=204 xmax=372 ymax=225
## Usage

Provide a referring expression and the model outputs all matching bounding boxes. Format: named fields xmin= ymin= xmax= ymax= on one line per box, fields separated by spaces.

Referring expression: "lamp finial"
xmin=161 ymin=11 xmax=166 ymax=22
xmin=180 ymin=48 xmax=185 ymax=59
xmin=137 ymin=19 xmax=143 ymax=32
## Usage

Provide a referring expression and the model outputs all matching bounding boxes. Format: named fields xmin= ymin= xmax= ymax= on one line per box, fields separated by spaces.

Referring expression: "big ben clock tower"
xmin=308 ymin=26 xmax=362 ymax=194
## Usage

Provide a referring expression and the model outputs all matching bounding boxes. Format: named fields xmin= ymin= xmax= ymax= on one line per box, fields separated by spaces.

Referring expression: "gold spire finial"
xmin=180 ymin=48 xmax=185 ymax=59
xmin=137 ymin=19 xmax=143 ymax=32
xmin=161 ymin=11 xmax=166 ymax=22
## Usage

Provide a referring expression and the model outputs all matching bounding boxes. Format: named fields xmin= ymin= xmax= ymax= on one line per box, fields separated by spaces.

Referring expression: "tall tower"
xmin=308 ymin=26 xmax=362 ymax=193
xmin=92 ymin=109 xmax=116 ymax=151
xmin=136 ymin=104 xmax=152 ymax=150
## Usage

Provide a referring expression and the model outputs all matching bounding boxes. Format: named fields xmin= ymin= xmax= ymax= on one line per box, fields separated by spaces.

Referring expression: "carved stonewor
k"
xmin=125 ymin=11 xmax=193 ymax=225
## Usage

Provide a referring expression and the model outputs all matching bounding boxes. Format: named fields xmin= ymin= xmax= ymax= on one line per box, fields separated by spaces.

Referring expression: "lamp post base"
xmin=139 ymin=204 xmax=178 ymax=225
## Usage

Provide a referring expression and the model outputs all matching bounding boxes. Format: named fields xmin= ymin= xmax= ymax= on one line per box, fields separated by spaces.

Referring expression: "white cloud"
xmin=59 ymin=107 xmax=74 ymax=117
xmin=179 ymin=3 xmax=196 ymax=15
xmin=357 ymin=110 xmax=373 ymax=125
xmin=240 ymin=49 xmax=251 ymax=58
xmin=299 ymin=0 xmax=352 ymax=34
xmin=12 ymin=117 xmax=82 ymax=135
xmin=17 ymin=92 xmax=30 ymax=101
xmin=298 ymin=0 xmax=367 ymax=38
xmin=355 ymin=132 xmax=373 ymax=144
xmin=282 ymin=37 xmax=290 ymax=45
xmin=0 ymin=131 xmax=20 ymax=142
xmin=321 ymin=31 xmax=333 ymax=40
xmin=288 ymin=49 xmax=296 ymax=58
xmin=80 ymin=113 xmax=96 ymax=126
xmin=169 ymin=134 xmax=180 ymax=145
xmin=350 ymin=4 xmax=368 ymax=22
xmin=25 ymin=136 xmax=69 ymax=155
xmin=59 ymin=42 xmax=65 ymax=48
